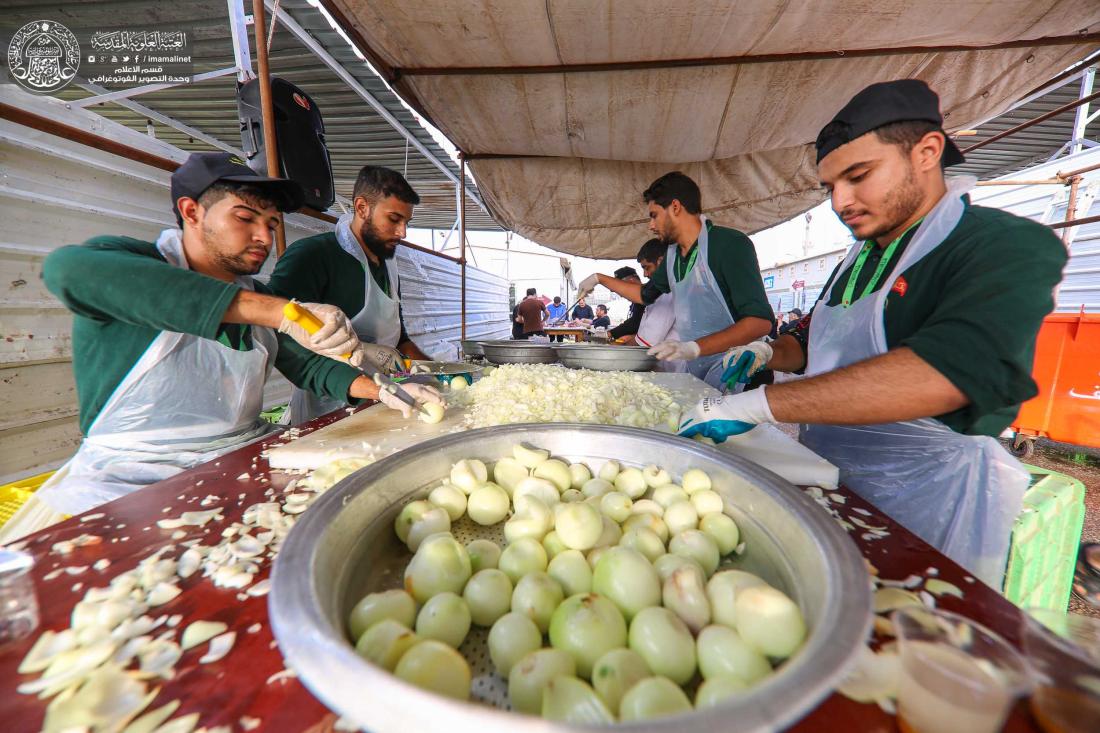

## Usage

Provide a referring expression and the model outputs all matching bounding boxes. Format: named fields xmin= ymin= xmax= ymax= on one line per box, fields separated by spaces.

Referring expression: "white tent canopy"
xmin=327 ymin=0 xmax=1097 ymax=257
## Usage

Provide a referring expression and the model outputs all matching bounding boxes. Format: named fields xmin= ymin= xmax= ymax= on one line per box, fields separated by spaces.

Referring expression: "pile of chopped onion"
xmin=348 ymin=444 xmax=808 ymax=722
xmin=455 ymin=364 xmax=680 ymax=430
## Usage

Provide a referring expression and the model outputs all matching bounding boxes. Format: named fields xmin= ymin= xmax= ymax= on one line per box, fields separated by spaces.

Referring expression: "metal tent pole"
xmin=460 ymin=157 xmax=468 ymax=340
xmin=252 ymin=0 xmax=287 ymax=257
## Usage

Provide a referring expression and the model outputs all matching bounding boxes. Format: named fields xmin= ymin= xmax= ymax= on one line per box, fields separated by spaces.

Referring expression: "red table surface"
xmin=0 ymin=409 xmax=1042 ymax=733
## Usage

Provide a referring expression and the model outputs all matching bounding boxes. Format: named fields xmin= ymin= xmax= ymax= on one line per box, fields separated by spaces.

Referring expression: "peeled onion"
xmin=511 ymin=571 xmax=564 ymax=633
xmin=404 ymin=533 xmax=472 ymax=603
xmin=653 ymin=553 xmax=705 ymax=583
xmin=548 ymin=593 xmax=628 ymax=678
xmin=488 ymin=612 xmax=542 ymax=676
xmin=590 ymin=648 xmax=651 ymax=716
xmin=622 ymin=513 xmax=670 ymax=545
xmin=415 ymin=592 xmax=472 ymax=648
xmin=394 ymin=639 xmax=471 ymax=700
xmin=541 ymin=675 xmax=614 ymax=724
xmin=699 ymin=513 xmax=740 ymax=555
xmin=514 ymin=477 xmax=560 ymax=507
xmin=498 ymin=538 xmax=548 ymax=584
xmin=547 ymin=550 xmax=593 ymax=597
xmin=568 ymin=463 xmax=592 ymax=490
xmin=542 ymin=531 xmax=568 ymax=559
xmin=695 ymin=674 xmax=749 ymax=708
xmin=513 ymin=443 xmax=550 ymax=469
xmin=690 ymin=489 xmax=724 ymax=517
xmin=463 ymin=569 xmax=514 ymax=627
xmin=664 ymin=501 xmax=699 ymax=535
xmin=509 ymin=648 xmax=576 ymax=714
xmin=555 ymin=503 xmax=603 ymax=551
xmin=492 ymin=457 xmax=529 ymax=494
xmin=707 ymin=570 xmax=767 ymax=629
xmin=630 ymin=499 xmax=664 ymax=517
xmin=618 ymin=676 xmax=693 ymax=721
xmin=505 ymin=496 xmax=553 ymax=543
xmin=618 ymin=528 xmax=665 ymax=563
xmin=614 ymin=468 xmax=648 ymax=499
xmin=465 ymin=539 xmax=501 ymax=573
xmin=663 ymin=565 xmax=711 ymax=633
xmin=450 ymin=459 xmax=489 ymax=494
xmin=628 ymin=607 xmax=697 ymax=685
xmin=586 ymin=546 xmax=609 ymax=569
xmin=592 ymin=547 xmax=661 ymax=620
xmin=533 ymin=459 xmax=572 ymax=492
xmin=406 ymin=507 xmax=452 ymax=552
xmin=599 ymin=492 xmax=632 ymax=523
xmin=593 ymin=514 xmax=622 ymax=549
xmin=681 ymin=469 xmax=712 ymax=494
xmin=581 ymin=478 xmax=614 ymax=498
xmin=669 ymin=529 xmax=720 ymax=577
xmin=696 ymin=624 xmax=771 ymax=683
xmin=467 ymin=484 xmax=510 ymax=525
xmin=561 ymin=489 xmax=583 ymax=503
xmin=642 ymin=464 xmax=672 ymax=488
xmin=348 ymin=589 xmax=417 ymax=642
xmin=354 ymin=619 xmax=419 ymax=671
xmin=428 ymin=485 xmax=467 ymax=521
xmin=733 ymin=585 xmax=806 ymax=660
xmin=394 ymin=500 xmax=433 ymax=544
xmin=418 ymin=402 xmax=446 ymax=424
xmin=652 ymin=485 xmax=689 ymax=509
xmin=597 ymin=460 xmax=621 ymax=482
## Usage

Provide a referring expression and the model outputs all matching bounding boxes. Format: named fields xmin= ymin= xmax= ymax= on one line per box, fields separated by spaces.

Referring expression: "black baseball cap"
xmin=170 ymin=152 xmax=305 ymax=225
xmin=815 ymin=79 xmax=965 ymax=167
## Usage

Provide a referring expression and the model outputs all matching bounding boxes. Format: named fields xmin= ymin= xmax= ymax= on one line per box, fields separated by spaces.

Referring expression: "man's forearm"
xmin=399 ymin=340 xmax=430 ymax=361
xmin=348 ymin=375 xmax=381 ymax=401
xmin=767 ymin=334 xmax=808 ymax=373
xmin=766 ymin=347 xmax=968 ymax=424
xmin=597 ymin=275 xmax=644 ymax=304
xmin=696 ymin=317 xmax=772 ymax=356
xmin=223 ymin=289 xmax=287 ymax=329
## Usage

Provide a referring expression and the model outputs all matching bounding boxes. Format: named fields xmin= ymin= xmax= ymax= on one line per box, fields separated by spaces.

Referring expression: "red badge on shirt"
xmin=892 ymin=276 xmax=908 ymax=297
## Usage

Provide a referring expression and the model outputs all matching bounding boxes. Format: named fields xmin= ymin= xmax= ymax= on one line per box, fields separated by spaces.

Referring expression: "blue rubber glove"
xmin=677 ymin=387 xmax=776 ymax=444
xmin=718 ymin=342 xmax=773 ymax=387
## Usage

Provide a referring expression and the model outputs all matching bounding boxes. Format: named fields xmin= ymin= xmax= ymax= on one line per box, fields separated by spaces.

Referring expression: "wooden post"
xmin=1063 ymin=175 xmax=1082 ymax=246
xmin=460 ymin=156 xmax=467 ymax=340
xmin=252 ymin=0 xmax=288 ymax=257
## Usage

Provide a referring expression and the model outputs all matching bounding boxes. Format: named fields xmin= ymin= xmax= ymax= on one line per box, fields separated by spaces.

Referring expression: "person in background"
xmin=779 ymin=308 xmax=803 ymax=335
xmin=511 ymin=302 xmax=524 ymax=339
xmin=571 ymin=297 xmax=595 ymax=322
xmin=680 ymin=79 xmax=1067 ymax=586
xmin=516 ymin=287 xmax=548 ymax=339
xmin=609 ymin=266 xmax=644 ymax=343
xmin=591 ymin=304 xmax=611 ymax=329
xmin=546 ymin=296 xmax=567 ymax=341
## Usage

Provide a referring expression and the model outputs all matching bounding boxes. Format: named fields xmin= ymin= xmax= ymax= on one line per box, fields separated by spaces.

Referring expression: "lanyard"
xmin=840 ymin=219 xmax=922 ymax=307
xmin=675 ymin=245 xmax=699 ymax=281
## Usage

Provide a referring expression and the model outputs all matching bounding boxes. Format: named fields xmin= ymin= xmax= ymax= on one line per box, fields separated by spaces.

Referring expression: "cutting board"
xmin=265 ymin=372 xmax=838 ymax=488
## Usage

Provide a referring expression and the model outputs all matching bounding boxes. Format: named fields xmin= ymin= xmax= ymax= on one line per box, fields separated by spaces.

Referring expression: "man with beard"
xmin=269 ymin=165 xmax=433 ymax=424
xmin=678 ymin=80 xmax=1067 ymax=587
xmin=576 ymin=172 xmax=773 ymax=387
xmin=1 ymin=153 xmax=441 ymax=539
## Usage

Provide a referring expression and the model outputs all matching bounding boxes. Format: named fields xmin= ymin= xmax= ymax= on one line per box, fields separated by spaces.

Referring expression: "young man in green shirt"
xmin=680 ymin=80 xmax=1067 ymax=587
xmin=3 ymin=153 xmax=440 ymax=538
xmin=577 ymin=173 xmax=773 ymax=387
xmin=267 ymin=166 xmax=432 ymax=424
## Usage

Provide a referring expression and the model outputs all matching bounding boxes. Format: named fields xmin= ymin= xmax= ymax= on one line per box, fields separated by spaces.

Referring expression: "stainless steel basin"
xmin=553 ymin=343 xmax=657 ymax=372
xmin=480 ymin=340 xmax=559 ymax=365
xmin=271 ymin=424 xmax=871 ymax=733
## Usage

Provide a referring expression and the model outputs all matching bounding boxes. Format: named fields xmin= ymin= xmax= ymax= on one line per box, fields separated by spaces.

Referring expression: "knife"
xmin=281 ymin=302 xmax=432 ymax=417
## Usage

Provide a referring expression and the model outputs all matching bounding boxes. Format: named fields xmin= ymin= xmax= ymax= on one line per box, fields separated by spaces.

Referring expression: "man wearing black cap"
xmin=679 ymin=79 xmax=1066 ymax=587
xmin=6 ymin=152 xmax=440 ymax=534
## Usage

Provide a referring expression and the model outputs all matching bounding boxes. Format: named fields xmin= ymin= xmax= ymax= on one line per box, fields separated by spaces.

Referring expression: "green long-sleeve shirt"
xmin=44 ymin=235 xmax=362 ymax=434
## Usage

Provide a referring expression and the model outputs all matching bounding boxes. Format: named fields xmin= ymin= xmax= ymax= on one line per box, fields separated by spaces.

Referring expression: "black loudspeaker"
xmin=237 ymin=77 xmax=335 ymax=211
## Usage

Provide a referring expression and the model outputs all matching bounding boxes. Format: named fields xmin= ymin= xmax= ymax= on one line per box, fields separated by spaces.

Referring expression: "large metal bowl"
xmin=459 ymin=339 xmax=485 ymax=358
xmin=554 ymin=343 xmax=656 ymax=371
xmin=480 ymin=340 xmax=559 ymax=365
xmin=271 ymin=425 xmax=871 ymax=733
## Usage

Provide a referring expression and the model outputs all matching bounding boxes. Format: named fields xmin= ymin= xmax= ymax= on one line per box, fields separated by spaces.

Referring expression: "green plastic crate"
xmin=1003 ymin=465 xmax=1086 ymax=612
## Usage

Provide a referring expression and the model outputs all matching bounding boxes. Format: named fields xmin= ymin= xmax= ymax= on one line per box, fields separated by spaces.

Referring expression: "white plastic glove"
xmin=719 ymin=341 xmax=774 ymax=387
xmin=677 ymin=386 xmax=776 ymax=443
xmin=378 ymin=382 xmax=444 ymax=418
xmin=647 ymin=340 xmax=701 ymax=362
xmin=278 ymin=301 xmax=360 ymax=358
xmin=352 ymin=343 xmax=405 ymax=373
xmin=577 ymin=273 xmax=600 ymax=299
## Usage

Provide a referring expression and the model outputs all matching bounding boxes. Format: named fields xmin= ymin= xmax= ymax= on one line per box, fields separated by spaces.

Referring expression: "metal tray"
xmin=407 ymin=361 xmax=483 ymax=377
xmin=271 ymin=425 xmax=872 ymax=733
xmin=480 ymin=340 xmax=559 ymax=365
xmin=459 ymin=340 xmax=486 ymax=358
xmin=553 ymin=343 xmax=656 ymax=371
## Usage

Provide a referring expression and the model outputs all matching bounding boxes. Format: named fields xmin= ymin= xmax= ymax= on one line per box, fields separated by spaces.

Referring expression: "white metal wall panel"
xmin=0 ymin=105 xmax=506 ymax=482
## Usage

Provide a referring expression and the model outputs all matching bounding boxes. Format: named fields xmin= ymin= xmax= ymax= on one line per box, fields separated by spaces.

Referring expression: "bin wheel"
xmin=1011 ymin=437 xmax=1035 ymax=459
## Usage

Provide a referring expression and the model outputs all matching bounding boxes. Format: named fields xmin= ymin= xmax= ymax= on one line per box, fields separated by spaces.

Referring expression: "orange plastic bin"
xmin=1010 ymin=311 xmax=1100 ymax=458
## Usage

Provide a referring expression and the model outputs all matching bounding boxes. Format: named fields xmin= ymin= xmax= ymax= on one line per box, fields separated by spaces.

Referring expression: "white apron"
xmin=286 ymin=213 xmax=402 ymax=424
xmin=799 ymin=177 xmax=1028 ymax=588
xmin=667 ymin=217 xmax=736 ymax=388
xmin=35 ymin=229 xmax=278 ymax=516
xmin=637 ymin=294 xmax=687 ymax=373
